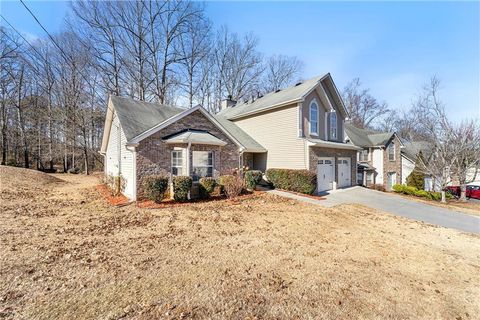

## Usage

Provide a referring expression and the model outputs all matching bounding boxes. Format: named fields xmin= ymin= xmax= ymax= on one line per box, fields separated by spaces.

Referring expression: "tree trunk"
xmin=459 ymin=184 xmax=467 ymax=202
xmin=441 ymin=190 xmax=446 ymax=203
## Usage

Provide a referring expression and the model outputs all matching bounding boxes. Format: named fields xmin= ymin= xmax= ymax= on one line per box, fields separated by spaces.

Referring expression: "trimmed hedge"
xmin=142 ymin=175 xmax=169 ymax=203
xmin=266 ymin=169 xmax=316 ymax=195
xmin=392 ymin=184 xmax=451 ymax=201
xmin=244 ymin=170 xmax=263 ymax=191
xmin=199 ymin=177 xmax=217 ymax=199
xmin=218 ymin=175 xmax=245 ymax=198
xmin=172 ymin=176 xmax=192 ymax=202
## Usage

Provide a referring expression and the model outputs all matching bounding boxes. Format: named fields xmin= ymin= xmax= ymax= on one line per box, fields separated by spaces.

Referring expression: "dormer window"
xmin=309 ymin=101 xmax=318 ymax=135
xmin=388 ymin=142 xmax=395 ymax=161
xmin=329 ymin=111 xmax=337 ymax=140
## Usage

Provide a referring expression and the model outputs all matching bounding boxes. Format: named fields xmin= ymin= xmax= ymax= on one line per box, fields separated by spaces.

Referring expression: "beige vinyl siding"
xmin=105 ymin=112 xmax=136 ymax=200
xmin=233 ymin=104 xmax=308 ymax=170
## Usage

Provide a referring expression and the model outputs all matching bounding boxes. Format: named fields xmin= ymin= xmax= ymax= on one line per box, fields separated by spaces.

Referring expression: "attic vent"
xmin=275 ymin=89 xmax=281 ymax=93
xmin=295 ymin=82 xmax=302 ymax=86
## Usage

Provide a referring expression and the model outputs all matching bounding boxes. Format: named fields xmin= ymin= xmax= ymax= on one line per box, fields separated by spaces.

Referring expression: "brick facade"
xmin=308 ymin=147 xmax=357 ymax=187
xmin=136 ymin=110 xmax=240 ymax=198
xmin=383 ymin=135 xmax=402 ymax=189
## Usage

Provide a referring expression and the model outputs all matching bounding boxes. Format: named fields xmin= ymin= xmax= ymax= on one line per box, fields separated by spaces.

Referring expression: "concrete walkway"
xmin=266 ymin=187 xmax=480 ymax=234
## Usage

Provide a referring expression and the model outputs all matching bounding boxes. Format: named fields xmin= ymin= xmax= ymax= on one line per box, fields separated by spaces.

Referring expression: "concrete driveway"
xmin=317 ymin=187 xmax=480 ymax=234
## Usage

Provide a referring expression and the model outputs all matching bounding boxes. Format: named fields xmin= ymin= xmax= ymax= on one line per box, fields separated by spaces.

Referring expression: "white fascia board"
xmin=100 ymin=97 xmax=115 ymax=154
xmin=228 ymin=98 xmax=302 ymax=120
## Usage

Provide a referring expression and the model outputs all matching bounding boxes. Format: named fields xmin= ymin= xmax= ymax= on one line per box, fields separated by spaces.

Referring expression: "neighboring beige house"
xmin=345 ymin=124 xmax=404 ymax=191
xmin=100 ymin=74 xmax=360 ymax=200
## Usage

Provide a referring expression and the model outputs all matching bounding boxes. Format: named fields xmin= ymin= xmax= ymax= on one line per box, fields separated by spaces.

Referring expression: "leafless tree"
xmin=262 ymin=54 xmax=303 ymax=92
xmin=342 ymin=78 xmax=389 ymax=129
xmin=412 ymin=77 xmax=480 ymax=202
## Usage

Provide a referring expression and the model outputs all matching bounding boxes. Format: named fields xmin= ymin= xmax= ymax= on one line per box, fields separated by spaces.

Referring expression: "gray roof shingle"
xmin=110 ymin=95 xmax=266 ymax=152
xmin=217 ymin=76 xmax=324 ymax=120
xmin=344 ymin=123 xmax=394 ymax=147
xmin=111 ymin=95 xmax=184 ymax=141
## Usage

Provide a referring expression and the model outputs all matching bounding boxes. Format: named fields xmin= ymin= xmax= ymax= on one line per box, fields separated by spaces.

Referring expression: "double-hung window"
xmin=329 ymin=112 xmax=337 ymax=140
xmin=171 ymin=150 xmax=184 ymax=176
xmin=192 ymin=151 xmax=213 ymax=182
xmin=309 ymin=102 xmax=318 ymax=135
xmin=388 ymin=142 xmax=395 ymax=161
xmin=360 ymin=149 xmax=369 ymax=162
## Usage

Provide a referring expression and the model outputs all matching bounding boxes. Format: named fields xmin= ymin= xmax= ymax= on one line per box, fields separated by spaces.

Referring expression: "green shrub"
xmin=392 ymin=184 xmax=406 ymax=193
xmin=414 ymin=189 xmax=429 ymax=198
xmin=218 ymin=175 xmax=244 ymax=198
xmin=244 ymin=170 xmax=263 ymax=191
xmin=289 ymin=170 xmax=317 ymax=194
xmin=404 ymin=186 xmax=418 ymax=196
xmin=266 ymin=169 xmax=290 ymax=189
xmin=199 ymin=177 xmax=217 ymax=199
xmin=142 ymin=175 xmax=169 ymax=203
xmin=172 ymin=176 xmax=192 ymax=202
xmin=266 ymin=169 xmax=317 ymax=195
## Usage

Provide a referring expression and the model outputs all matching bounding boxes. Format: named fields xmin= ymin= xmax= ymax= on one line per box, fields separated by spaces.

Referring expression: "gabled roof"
xmin=110 ymin=95 xmax=184 ymax=141
xmin=345 ymin=123 xmax=396 ymax=148
xmin=101 ymin=95 xmax=266 ymax=154
xmin=217 ymin=73 xmax=348 ymax=120
xmin=402 ymin=140 xmax=432 ymax=161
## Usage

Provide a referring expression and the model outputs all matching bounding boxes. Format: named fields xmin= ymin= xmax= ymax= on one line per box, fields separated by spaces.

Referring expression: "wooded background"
xmin=1 ymin=0 xmax=478 ymax=184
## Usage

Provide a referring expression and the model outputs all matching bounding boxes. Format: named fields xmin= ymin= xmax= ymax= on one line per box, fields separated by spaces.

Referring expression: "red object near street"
xmin=445 ymin=186 xmax=460 ymax=197
xmin=445 ymin=185 xmax=480 ymax=200
xmin=466 ymin=185 xmax=480 ymax=200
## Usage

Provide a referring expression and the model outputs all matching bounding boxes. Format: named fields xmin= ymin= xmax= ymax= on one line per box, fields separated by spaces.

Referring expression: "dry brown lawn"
xmin=1 ymin=165 xmax=479 ymax=319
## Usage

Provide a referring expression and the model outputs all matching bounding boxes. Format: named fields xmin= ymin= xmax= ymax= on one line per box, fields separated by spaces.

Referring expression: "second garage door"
xmin=338 ymin=157 xmax=351 ymax=188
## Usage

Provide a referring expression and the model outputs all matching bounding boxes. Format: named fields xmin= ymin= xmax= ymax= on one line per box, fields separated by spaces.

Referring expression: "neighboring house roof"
xmin=163 ymin=129 xmax=227 ymax=146
xmin=402 ymin=140 xmax=432 ymax=161
xmin=217 ymin=73 xmax=348 ymax=120
xmin=344 ymin=123 xmax=396 ymax=147
xmin=110 ymin=95 xmax=184 ymax=141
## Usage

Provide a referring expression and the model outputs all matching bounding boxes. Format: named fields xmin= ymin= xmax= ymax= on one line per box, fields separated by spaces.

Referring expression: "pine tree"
xmin=406 ymin=151 xmax=425 ymax=190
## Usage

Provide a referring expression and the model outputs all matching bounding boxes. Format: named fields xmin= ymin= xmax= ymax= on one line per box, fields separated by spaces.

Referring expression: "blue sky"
xmin=2 ymin=1 xmax=479 ymax=121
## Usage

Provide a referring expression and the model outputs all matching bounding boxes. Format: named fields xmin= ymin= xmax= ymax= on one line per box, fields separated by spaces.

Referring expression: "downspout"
xmin=239 ymin=149 xmax=244 ymax=176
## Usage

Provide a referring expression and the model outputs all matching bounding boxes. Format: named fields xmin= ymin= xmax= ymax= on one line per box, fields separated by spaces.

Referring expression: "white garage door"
xmin=317 ymin=157 xmax=335 ymax=192
xmin=338 ymin=157 xmax=351 ymax=188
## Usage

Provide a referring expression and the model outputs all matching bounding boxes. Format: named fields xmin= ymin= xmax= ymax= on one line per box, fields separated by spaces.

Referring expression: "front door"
xmin=387 ymin=172 xmax=396 ymax=191
xmin=317 ymin=157 xmax=334 ymax=192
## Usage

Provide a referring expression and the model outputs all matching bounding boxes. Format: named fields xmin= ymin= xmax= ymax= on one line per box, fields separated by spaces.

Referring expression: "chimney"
xmin=221 ymin=95 xmax=236 ymax=111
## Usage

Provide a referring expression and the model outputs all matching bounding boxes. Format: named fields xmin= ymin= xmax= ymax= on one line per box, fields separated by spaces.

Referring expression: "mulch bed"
xmin=275 ymin=189 xmax=326 ymax=200
xmin=136 ymin=191 xmax=265 ymax=209
xmin=96 ymin=184 xmax=130 ymax=206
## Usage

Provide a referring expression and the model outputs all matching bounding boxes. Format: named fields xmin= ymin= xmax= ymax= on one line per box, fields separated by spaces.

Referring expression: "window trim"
xmin=309 ymin=100 xmax=319 ymax=136
xmin=329 ymin=111 xmax=337 ymax=140
xmin=171 ymin=149 xmax=185 ymax=176
xmin=192 ymin=150 xmax=214 ymax=181
xmin=388 ymin=142 xmax=395 ymax=161
xmin=360 ymin=149 xmax=369 ymax=162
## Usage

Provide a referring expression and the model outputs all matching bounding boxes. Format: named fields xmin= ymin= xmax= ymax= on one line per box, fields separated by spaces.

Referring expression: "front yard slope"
xmin=0 ymin=167 xmax=479 ymax=319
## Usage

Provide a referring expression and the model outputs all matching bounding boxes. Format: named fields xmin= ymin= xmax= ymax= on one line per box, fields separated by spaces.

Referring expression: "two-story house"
xmin=100 ymin=74 xmax=360 ymax=200
xmin=344 ymin=123 xmax=404 ymax=190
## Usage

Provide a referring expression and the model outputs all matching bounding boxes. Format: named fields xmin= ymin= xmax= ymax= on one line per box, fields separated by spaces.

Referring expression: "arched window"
xmin=309 ymin=101 xmax=318 ymax=135
xmin=388 ymin=142 xmax=395 ymax=161
xmin=329 ymin=112 xmax=337 ymax=139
